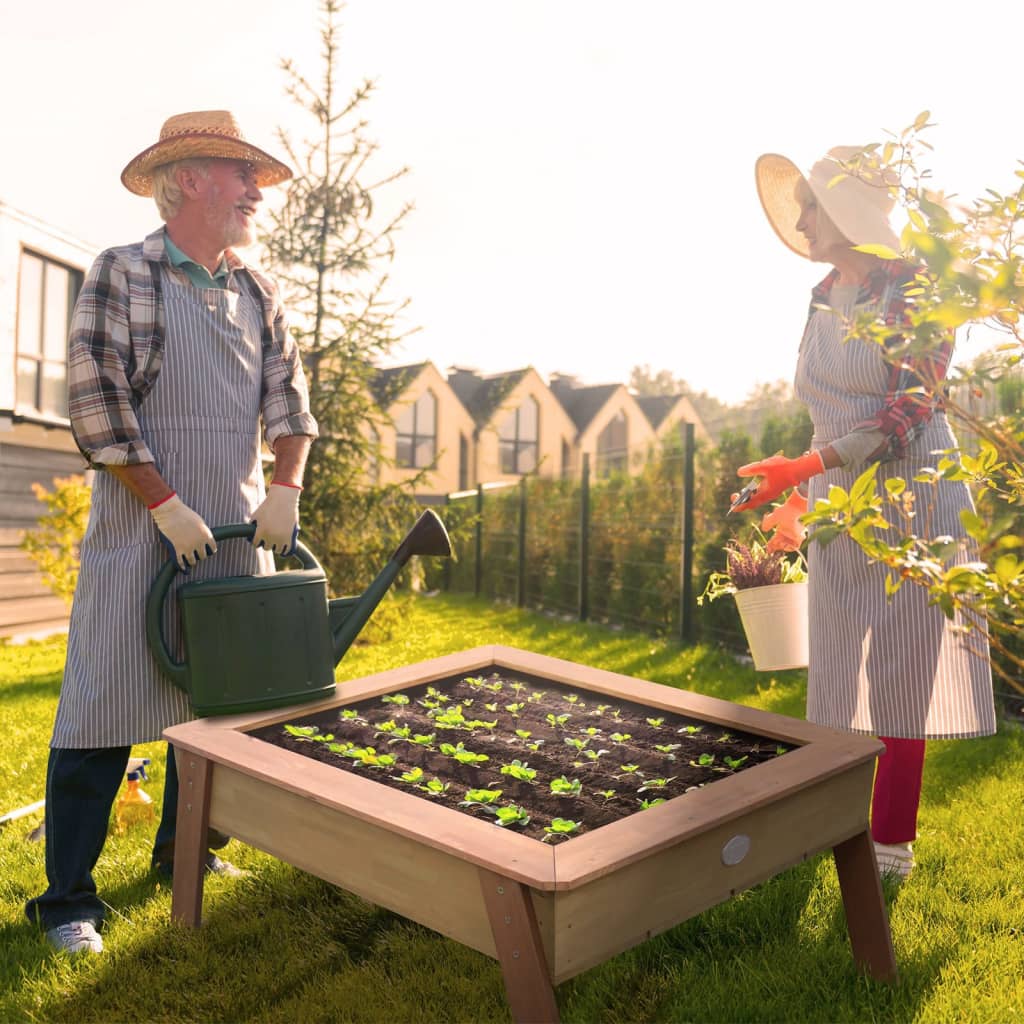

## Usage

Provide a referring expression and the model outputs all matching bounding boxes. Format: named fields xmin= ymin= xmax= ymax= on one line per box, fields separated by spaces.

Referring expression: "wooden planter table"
xmin=164 ymin=646 xmax=896 ymax=1023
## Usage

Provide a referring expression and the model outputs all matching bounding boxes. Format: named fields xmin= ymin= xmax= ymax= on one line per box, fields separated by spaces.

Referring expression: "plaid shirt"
xmin=68 ymin=227 xmax=317 ymax=466
xmin=808 ymin=260 xmax=951 ymax=462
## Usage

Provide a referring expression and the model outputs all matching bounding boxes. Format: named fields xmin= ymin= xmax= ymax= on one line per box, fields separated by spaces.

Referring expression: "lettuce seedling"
xmin=492 ymin=805 xmax=530 ymax=828
xmin=425 ymin=686 xmax=449 ymax=703
xmin=484 ymin=702 xmax=499 ymax=712
xmin=500 ymin=760 xmax=537 ymax=783
xmin=528 ymin=690 xmax=546 ymax=703
xmin=381 ymin=694 xmax=410 ymax=706
xmin=583 ymin=748 xmax=609 ymax=761
xmin=463 ymin=675 xmax=487 ymax=690
xmin=717 ymin=732 xmax=734 ymax=743
xmin=618 ymin=764 xmax=641 ymax=774
xmin=514 ymin=729 xmax=532 ymax=740
xmin=327 ymin=741 xmax=353 ymax=754
xmin=646 ymin=717 xmax=665 ymax=728
xmin=637 ymin=776 xmax=675 ymax=793
xmin=542 ymin=818 xmax=582 ymax=842
xmin=546 ymin=713 xmax=571 ymax=729
xmin=639 ymin=798 xmax=666 ymax=810
xmin=581 ymin=726 xmax=602 ymax=737
xmin=339 ymin=709 xmax=361 ymax=721
xmin=598 ymin=789 xmax=617 ymax=801
xmin=411 ymin=733 xmax=436 ymax=748
xmin=283 ymin=724 xmax=317 ymax=739
xmin=459 ymin=788 xmax=503 ymax=808
xmin=416 ymin=778 xmax=450 ymax=796
xmin=678 ymin=724 xmax=702 ymax=734
xmin=564 ymin=737 xmax=590 ymax=752
xmin=505 ymin=702 xmax=525 ymax=716
xmin=375 ymin=720 xmax=398 ymax=734
xmin=610 ymin=732 xmax=631 ymax=743
xmin=400 ymin=767 xmax=425 ymax=784
xmin=723 ymin=755 xmax=749 ymax=770
xmin=439 ymin=742 xmax=490 ymax=766
xmin=690 ymin=753 xmax=715 ymax=767
xmin=550 ymin=776 xmax=582 ymax=797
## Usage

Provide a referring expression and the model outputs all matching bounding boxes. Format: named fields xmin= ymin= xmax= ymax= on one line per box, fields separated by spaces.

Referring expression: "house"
xmin=0 ymin=202 xmax=96 ymax=639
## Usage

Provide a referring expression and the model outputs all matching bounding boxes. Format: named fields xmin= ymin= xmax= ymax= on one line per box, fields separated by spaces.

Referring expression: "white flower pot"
xmin=733 ymin=582 xmax=808 ymax=671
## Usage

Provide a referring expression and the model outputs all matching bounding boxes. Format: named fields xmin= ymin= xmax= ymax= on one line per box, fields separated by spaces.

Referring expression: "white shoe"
xmin=874 ymin=841 xmax=914 ymax=880
xmin=46 ymin=920 xmax=104 ymax=954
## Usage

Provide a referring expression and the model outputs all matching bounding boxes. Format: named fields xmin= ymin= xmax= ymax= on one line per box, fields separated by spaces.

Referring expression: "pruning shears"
xmin=728 ymin=450 xmax=783 ymax=516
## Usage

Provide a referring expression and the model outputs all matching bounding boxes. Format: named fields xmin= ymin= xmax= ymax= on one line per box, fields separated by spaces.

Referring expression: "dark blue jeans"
xmin=25 ymin=744 xmax=181 ymax=930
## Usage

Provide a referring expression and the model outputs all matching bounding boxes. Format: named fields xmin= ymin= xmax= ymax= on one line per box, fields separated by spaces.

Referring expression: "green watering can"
xmin=146 ymin=510 xmax=451 ymax=717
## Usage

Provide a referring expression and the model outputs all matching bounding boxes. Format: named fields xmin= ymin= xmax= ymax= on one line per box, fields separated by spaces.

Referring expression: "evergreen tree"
xmin=262 ymin=0 xmax=424 ymax=592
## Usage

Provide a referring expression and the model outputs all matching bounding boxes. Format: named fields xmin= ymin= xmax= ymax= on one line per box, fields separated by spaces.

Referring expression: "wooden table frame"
xmin=165 ymin=646 xmax=896 ymax=1022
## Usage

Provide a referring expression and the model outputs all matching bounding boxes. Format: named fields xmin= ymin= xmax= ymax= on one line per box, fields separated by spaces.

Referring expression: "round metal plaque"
xmin=721 ymin=833 xmax=751 ymax=866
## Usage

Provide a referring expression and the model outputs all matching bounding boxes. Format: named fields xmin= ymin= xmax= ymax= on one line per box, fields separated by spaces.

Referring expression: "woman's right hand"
xmin=761 ymin=490 xmax=808 ymax=552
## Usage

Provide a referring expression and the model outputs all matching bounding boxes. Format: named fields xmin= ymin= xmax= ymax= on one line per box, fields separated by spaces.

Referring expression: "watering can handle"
xmin=145 ymin=522 xmax=323 ymax=693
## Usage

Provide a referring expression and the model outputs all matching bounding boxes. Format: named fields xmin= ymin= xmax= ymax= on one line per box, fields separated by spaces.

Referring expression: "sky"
xmin=2 ymin=0 xmax=1021 ymax=404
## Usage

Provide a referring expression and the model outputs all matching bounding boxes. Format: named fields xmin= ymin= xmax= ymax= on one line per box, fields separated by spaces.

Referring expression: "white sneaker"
xmin=874 ymin=841 xmax=915 ymax=880
xmin=46 ymin=920 xmax=104 ymax=954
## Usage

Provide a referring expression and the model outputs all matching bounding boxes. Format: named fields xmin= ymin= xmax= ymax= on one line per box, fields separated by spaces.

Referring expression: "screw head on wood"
xmin=497 ymin=885 xmax=504 ymax=894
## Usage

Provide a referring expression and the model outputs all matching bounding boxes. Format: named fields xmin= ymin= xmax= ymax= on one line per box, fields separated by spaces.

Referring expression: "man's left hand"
xmin=251 ymin=483 xmax=301 ymax=556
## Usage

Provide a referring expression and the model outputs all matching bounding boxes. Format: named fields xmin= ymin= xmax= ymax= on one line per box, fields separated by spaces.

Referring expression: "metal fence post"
xmin=442 ymin=494 xmax=452 ymax=592
xmin=679 ymin=422 xmax=696 ymax=644
xmin=579 ymin=453 xmax=590 ymax=622
xmin=517 ymin=477 xmax=527 ymax=608
xmin=474 ymin=483 xmax=484 ymax=597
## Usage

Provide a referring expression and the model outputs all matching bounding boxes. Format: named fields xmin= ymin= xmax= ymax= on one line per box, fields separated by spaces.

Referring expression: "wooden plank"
xmin=0 ymin=573 xmax=51 ymax=599
xmin=164 ymin=720 xmax=557 ymax=889
xmin=553 ymin=738 xmax=881 ymax=889
xmin=833 ymin=829 xmax=898 ymax=982
xmin=0 ymin=595 xmax=68 ymax=628
xmin=170 ymin=752 xmax=213 ymax=928
xmin=480 ymin=869 xmax=560 ymax=1024
xmin=209 ymin=763 xmax=501 ymax=957
xmin=548 ymin=760 xmax=875 ymax=984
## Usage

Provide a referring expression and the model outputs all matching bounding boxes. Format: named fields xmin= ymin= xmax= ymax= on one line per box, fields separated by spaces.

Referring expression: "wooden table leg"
xmin=832 ymin=829 xmax=898 ymax=982
xmin=479 ymin=868 xmax=559 ymax=1024
xmin=170 ymin=752 xmax=213 ymax=928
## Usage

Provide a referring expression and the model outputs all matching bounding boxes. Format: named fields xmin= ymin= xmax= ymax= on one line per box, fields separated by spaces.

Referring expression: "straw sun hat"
xmin=754 ymin=146 xmax=901 ymax=259
xmin=120 ymin=110 xmax=293 ymax=197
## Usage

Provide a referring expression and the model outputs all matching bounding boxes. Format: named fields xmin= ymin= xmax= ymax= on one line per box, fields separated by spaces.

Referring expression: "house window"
xmin=596 ymin=410 xmax=628 ymax=477
xmin=15 ymin=250 xmax=83 ymax=418
xmin=498 ymin=396 xmax=539 ymax=474
xmin=395 ymin=389 xmax=437 ymax=468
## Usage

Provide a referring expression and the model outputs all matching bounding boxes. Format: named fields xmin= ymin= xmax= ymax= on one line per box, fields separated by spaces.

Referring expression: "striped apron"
xmin=796 ymin=283 xmax=996 ymax=739
xmin=52 ymin=267 xmax=274 ymax=747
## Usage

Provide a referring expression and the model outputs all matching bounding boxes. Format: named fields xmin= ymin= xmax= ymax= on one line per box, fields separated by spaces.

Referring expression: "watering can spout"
xmin=330 ymin=509 xmax=451 ymax=663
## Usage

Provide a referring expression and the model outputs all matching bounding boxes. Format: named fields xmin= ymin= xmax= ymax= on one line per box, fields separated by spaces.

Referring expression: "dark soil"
xmin=249 ymin=669 xmax=793 ymax=844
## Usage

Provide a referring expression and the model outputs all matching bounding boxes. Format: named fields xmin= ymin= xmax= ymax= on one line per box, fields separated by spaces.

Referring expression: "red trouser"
xmin=870 ymin=736 xmax=926 ymax=844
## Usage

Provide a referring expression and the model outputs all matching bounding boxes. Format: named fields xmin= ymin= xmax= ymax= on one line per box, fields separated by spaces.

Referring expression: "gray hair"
xmin=151 ymin=159 xmax=211 ymax=220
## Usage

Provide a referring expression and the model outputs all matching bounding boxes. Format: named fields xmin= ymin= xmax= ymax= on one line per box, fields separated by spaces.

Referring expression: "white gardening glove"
xmin=148 ymin=492 xmax=217 ymax=571
xmin=250 ymin=482 xmax=301 ymax=556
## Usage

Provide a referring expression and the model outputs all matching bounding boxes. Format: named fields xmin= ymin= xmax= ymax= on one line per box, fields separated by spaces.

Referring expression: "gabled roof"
xmin=370 ymin=363 xmax=427 ymax=405
xmin=551 ymin=382 xmax=621 ymax=432
xmin=447 ymin=367 xmax=530 ymax=425
xmin=635 ymin=394 xmax=679 ymax=430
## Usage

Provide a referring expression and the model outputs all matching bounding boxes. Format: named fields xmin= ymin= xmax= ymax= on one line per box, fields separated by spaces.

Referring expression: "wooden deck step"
xmin=0 ymin=595 xmax=69 ymax=630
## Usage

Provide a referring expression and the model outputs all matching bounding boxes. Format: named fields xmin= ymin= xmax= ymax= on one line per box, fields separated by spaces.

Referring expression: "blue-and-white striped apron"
xmin=796 ymin=283 xmax=996 ymax=739
xmin=53 ymin=267 xmax=274 ymax=747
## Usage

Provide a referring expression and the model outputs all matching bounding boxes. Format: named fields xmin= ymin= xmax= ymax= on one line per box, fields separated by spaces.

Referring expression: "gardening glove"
xmin=148 ymin=492 xmax=217 ymax=571
xmin=761 ymin=490 xmax=808 ymax=553
xmin=250 ymin=482 xmax=301 ymax=556
xmin=731 ymin=451 xmax=825 ymax=512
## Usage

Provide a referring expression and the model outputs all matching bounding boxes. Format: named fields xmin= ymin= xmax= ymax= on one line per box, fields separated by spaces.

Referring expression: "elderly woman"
xmin=732 ymin=146 xmax=996 ymax=880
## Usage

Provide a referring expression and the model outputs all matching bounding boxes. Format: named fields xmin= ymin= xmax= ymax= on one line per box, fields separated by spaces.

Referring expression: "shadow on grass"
xmin=921 ymin=721 xmax=1024 ymax=804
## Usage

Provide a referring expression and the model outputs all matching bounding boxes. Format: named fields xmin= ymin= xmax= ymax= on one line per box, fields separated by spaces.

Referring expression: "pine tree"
xmin=262 ymin=0 xmax=424 ymax=592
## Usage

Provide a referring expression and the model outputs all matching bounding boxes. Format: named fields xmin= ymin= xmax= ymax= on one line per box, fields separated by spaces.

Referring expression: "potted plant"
xmin=698 ymin=533 xmax=809 ymax=671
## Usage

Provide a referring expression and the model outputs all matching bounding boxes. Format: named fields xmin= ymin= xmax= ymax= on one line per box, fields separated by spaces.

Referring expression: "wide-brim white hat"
xmin=121 ymin=110 xmax=293 ymax=197
xmin=755 ymin=146 xmax=901 ymax=259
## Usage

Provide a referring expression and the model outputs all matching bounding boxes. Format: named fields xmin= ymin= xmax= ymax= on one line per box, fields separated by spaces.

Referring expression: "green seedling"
xmin=637 ymin=776 xmax=675 ymax=793
xmin=514 ymin=729 xmax=532 ymax=740
xmin=463 ymin=675 xmax=487 ymax=690
xmin=618 ymin=764 xmax=641 ymax=774
xmin=546 ymin=713 xmax=571 ymax=729
xmin=550 ymin=776 xmax=582 ymax=797
xmin=598 ymin=789 xmax=617 ymax=802
xmin=717 ymin=732 xmax=734 ymax=743
xmin=646 ymin=717 xmax=665 ymax=728
xmin=461 ymin=698 xmax=475 ymax=707
xmin=459 ymin=788 xmax=502 ymax=808
xmin=723 ymin=755 xmax=749 ymax=770
xmin=416 ymin=778 xmax=450 ymax=796
xmin=400 ymin=767 xmax=424 ymax=784
xmin=425 ymin=686 xmax=449 ymax=703
xmin=386 ymin=727 xmax=412 ymax=743
xmin=639 ymin=798 xmax=666 ymax=810
xmin=775 ymin=745 xmax=788 ymax=756
xmin=339 ymin=709 xmax=361 ymax=721
xmin=592 ymin=704 xmax=611 ymax=716
xmin=564 ymin=737 xmax=590 ymax=752
xmin=691 ymin=752 xmax=715 ymax=767
xmin=419 ymin=698 xmax=439 ymax=710
xmin=439 ymin=741 xmax=490 ymax=765
xmin=499 ymin=760 xmax=537 ymax=783
xmin=483 ymin=680 xmax=504 ymax=693
xmin=583 ymin=748 xmax=609 ymax=761
xmin=327 ymin=741 xmax=353 ymax=754
xmin=431 ymin=706 xmax=467 ymax=729
xmin=565 ymin=694 xmax=582 ymax=706
xmin=343 ymin=745 xmax=376 ymax=761
xmin=610 ymin=732 xmax=631 ymax=743
xmin=466 ymin=719 xmax=498 ymax=731
xmin=528 ymin=690 xmax=546 ymax=703
xmin=509 ymin=682 xmax=526 ymax=695
xmin=542 ymin=818 xmax=582 ymax=842
xmin=654 ymin=743 xmax=681 ymax=757
xmin=581 ymin=726 xmax=602 ymax=737
xmin=492 ymin=805 xmax=531 ymax=828
xmin=527 ymin=742 xmax=543 ymax=752
xmin=283 ymin=724 xmax=317 ymax=739
xmin=678 ymin=724 xmax=703 ymax=734
xmin=484 ymin=702 xmax=499 ymax=712
xmin=375 ymin=720 xmax=398 ymax=733
xmin=411 ymin=733 xmax=436 ymax=747
xmin=381 ymin=694 xmax=410 ymax=706
xmin=505 ymin=702 xmax=525 ymax=716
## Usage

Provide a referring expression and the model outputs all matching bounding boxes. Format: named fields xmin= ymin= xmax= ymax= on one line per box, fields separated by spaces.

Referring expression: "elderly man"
xmin=25 ymin=111 xmax=318 ymax=955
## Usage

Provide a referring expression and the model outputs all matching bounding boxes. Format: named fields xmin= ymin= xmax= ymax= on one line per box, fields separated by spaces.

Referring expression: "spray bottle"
xmin=115 ymin=757 xmax=154 ymax=834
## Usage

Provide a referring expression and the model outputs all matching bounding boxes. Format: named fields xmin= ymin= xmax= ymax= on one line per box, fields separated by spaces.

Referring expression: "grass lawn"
xmin=2 ymin=592 xmax=1023 ymax=1023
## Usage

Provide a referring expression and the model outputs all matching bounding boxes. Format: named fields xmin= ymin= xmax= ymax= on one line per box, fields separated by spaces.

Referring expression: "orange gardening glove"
xmin=732 ymin=451 xmax=825 ymax=512
xmin=761 ymin=490 xmax=808 ymax=552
